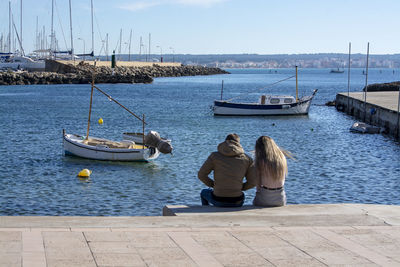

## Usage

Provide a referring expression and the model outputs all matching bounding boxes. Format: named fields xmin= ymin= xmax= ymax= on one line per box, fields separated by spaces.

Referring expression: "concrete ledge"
xmin=0 ymin=204 xmax=399 ymax=229
xmin=163 ymin=203 xmax=400 ymax=226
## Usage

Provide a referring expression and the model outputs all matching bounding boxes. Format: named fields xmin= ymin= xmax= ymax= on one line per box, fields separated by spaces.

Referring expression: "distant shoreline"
xmin=103 ymin=53 xmax=400 ymax=69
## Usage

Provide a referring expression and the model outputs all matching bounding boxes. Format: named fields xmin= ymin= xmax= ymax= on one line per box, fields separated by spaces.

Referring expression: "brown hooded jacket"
xmin=198 ymin=140 xmax=256 ymax=197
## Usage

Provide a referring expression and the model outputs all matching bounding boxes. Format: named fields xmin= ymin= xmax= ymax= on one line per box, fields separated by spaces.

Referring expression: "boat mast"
xmin=119 ymin=29 xmax=122 ymax=60
xmin=69 ymin=0 xmax=74 ymax=60
xmin=363 ymin=42 xmax=370 ymax=122
xmin=142 ymin=114 xmax=145 ymax=146
xmin=50 ymin=0 xmax=54 ymax=58
xmin=35 ymin=16 xmax=38 ymax=52
xmin=347 ymin=42 xmax=351 ymax=114
xmin=139 ymin=36 xmax=142 ymax=59
xmin=86 ymin=62 xmax=96 ymax=140
xmin=295 ymin=66 xmax=298 ymax=102
xmin=8 ymin=0 xmax=11 ymax=53
xmin=105 ymin=33 xmax=109 ymax=61
xmin=128 ymin=29 xmax=132 ymax=61
xmin=220 ymin=80 xmax=224 ymax=100
xmin=90 ymin=0 xmax=94 ymax=57
xmin=20 ymin=0 xmax=22 ymax=52
xmin=148 ymin=33 xmax=151 ymax=62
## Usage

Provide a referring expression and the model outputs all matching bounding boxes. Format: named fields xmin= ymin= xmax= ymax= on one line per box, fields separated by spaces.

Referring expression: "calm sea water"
xmin=0 ymin=68 xmax=399 ymax=216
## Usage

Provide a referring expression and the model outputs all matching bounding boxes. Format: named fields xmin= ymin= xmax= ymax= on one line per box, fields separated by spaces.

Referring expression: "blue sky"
xmin=0 ymin=0 xmax=399 ymax=55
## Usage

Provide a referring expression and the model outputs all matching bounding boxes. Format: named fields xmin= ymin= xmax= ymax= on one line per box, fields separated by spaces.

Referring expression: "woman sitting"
xmin=253 ymin=136 xmax=293 ymax=207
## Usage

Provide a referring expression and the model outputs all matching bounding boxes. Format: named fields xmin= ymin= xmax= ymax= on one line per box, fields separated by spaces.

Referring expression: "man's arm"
xmin=242 ymin=163 xmax=257 ymax=191
xmin=198 ymin=155 xmax=215 ymax=188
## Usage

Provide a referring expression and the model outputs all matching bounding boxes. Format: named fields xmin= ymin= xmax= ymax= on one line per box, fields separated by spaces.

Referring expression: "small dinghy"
xmin=350 ymin=122 xmax=381 ymax=134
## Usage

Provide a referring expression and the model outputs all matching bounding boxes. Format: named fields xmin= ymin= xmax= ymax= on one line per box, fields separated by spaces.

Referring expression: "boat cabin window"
xmin=270 ymin=98 xmax=280 ymax=104
xmin=284 ymin=98 xmax=293 ymax=103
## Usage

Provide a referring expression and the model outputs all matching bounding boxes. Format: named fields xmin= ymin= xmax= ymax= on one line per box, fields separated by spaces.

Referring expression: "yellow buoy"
xmin=98 ymin=117 xmax=103 ymax=125
xmin=78 ymin=169 xmax=92 ymax=178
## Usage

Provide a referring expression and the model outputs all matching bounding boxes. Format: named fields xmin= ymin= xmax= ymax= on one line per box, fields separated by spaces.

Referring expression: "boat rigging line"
xmin=55 ymin=0 xmax=69 ymax=53
xmin=12 ymin=16 xmax=24 ymax=55
xmin=92 ymin=85 xmax=147 ymax=125
xmin=224 ymin=75 xmax=296 ymax=102
xmin=86 ymin=62 xmax=147 ymax=141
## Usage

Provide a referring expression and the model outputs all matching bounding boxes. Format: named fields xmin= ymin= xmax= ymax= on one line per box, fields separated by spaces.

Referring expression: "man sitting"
xmin=198 ymin=133 xmax=256 ymax=207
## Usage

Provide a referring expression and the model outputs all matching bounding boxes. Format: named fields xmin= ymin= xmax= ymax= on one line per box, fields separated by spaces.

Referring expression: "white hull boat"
xmin=63 ymin=131 xmax=159 ymax=162
xmin=213 ymin=66 xmax=317 ymax=116
xmin=0 ymin=54 xmax=45 ymax=71
xmin=213 ymin=92 xmax=316 ymax=116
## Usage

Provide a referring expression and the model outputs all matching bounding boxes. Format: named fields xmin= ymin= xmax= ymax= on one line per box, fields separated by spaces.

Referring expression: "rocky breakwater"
xmin=363 ymin=81 xmax=400 ymax=92
xmin=0 ymin=60 xmax=229 ymax=86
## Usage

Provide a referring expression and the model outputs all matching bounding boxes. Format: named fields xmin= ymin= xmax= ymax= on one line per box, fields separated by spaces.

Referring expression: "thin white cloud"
xmin=118 ymin=0 xmax=228 ymax=11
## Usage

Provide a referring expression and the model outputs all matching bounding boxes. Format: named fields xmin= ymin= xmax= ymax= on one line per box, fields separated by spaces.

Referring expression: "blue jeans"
xmin=200 ymin=188 xmax=244 ymax=207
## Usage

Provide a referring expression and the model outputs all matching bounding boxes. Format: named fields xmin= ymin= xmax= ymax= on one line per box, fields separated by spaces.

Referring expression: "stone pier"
xmin=336 ymin=91 xmax=400 ymax=139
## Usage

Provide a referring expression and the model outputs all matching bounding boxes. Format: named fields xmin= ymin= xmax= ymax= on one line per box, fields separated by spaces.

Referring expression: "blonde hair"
xmin=255 ymin=136 xmax=292 ymax=181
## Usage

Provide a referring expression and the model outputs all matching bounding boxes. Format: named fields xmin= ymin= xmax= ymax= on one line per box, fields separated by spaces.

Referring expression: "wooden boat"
xmin=213 ymin=66 xmax=318 ymax=116
xmin=63 ymin=64 xmax=170 ymax=162
xmin=63 ymin=131 xmax=159 ymax=161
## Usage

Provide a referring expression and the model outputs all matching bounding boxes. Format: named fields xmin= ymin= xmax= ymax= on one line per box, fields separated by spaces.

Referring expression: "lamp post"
xmin=156 ymin=45 xmax=162 ymax=62
xmin=78 ymin=38 xmax=85 ymax=60
xmin=169 ymin=47 xmax=175 ymax=62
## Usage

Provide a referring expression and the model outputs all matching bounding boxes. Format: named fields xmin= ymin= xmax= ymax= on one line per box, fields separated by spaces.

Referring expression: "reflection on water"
xmin=0 ymin=68 xmax=399 ymax=215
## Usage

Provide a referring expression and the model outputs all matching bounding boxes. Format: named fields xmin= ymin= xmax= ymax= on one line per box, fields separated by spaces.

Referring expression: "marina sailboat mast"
xmin=295 ymin=65 xmax=298 ymax=102
xmin=50 ymin=0 xmax=54 ymax=57
xmin=9 ymin=0 xmax=11 ymax=53
xmin=91 ymin=0 xmax=94 ymax=56
xmin=69 ymin=0 xmax=74 ymax=59
xmin=20 ymin=0 xmax=22 ymax=51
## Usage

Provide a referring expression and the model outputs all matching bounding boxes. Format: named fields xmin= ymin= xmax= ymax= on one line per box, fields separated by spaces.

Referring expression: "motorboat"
xmin=330 ymin=68 xmax=344 ymax=73
xmin=213 ymin=66 xmax=318 ymax=116
xmin=213 ymin=93 xmax=317 ymax=116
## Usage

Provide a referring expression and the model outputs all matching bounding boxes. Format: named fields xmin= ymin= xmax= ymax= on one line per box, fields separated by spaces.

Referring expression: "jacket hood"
xmin=217 ymin=140 xmax=244 ymax=157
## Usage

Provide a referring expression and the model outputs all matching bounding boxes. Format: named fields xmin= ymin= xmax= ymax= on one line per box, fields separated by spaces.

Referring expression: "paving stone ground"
xmin=1 ymin=204 xmax=399 ymax=267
